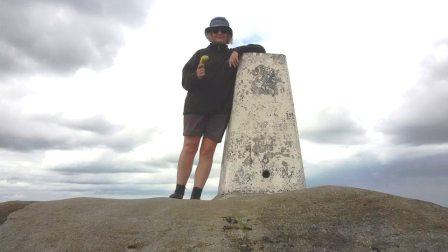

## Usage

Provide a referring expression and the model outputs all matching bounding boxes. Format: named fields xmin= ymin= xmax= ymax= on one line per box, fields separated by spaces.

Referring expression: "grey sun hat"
xmin=204 ymin=17 xmax=233 ymax=37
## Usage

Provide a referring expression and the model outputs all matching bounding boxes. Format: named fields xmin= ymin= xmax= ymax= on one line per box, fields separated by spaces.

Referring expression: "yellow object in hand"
xmin=200 ymin=55 xmax=209 ymax=64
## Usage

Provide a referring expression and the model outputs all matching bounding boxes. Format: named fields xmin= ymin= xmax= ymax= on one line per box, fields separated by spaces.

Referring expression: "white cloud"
xmin=0 ymin=0 xmax=152 ymax=78
xmin=379 ymin=40 xmax=448 ymax=145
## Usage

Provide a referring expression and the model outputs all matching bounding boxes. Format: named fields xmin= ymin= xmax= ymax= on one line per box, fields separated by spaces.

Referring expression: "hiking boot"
xmin=169 ymin=193 xmax=184 ymax=199
xmin=169 ymin=184 xmax=186 ymax=199
xmin=190 ymin=186 xmax=203 ymax=200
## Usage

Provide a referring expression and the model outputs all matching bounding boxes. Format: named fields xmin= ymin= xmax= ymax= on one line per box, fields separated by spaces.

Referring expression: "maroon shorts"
xmin=183 ymin=113 xmax=231 ymax=143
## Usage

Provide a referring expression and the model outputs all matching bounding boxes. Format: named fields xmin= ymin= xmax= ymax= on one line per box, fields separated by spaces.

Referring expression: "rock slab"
xmin=1 ymin=186 xmax=447 ymax=251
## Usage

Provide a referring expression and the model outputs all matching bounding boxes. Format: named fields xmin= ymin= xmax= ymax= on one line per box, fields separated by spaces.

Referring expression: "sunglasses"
xmin=211 ymin=27 xmax=230 ymax=34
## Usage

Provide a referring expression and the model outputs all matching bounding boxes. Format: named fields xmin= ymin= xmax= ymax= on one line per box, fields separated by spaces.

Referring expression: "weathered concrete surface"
xmin=218 ymin=53 xmax=305 ymax=196
xmin=1 ymin=186 xmax=447 ymax=251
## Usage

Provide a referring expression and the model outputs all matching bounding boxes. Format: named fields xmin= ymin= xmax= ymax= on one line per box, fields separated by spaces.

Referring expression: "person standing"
xmin=169 ymin=17 xmax=265 ymax=200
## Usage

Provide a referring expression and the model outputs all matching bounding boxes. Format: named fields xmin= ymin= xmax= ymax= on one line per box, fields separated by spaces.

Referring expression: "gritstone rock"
xmin=1 ymin=186 xmax=447 ymax=251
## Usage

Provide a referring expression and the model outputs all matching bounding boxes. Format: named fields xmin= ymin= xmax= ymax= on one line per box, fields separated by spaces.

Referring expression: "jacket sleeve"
xmin=182 ymin=51 xmax=207 ymax=92
xmin=232 ymin=44 xmax=266 ymax=54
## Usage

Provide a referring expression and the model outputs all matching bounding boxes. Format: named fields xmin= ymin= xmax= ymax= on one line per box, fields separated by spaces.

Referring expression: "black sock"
xmin=174 ymin=184 xmax=186 ymax=195
xmin=190 ymin=186 xmax=203 ymax=199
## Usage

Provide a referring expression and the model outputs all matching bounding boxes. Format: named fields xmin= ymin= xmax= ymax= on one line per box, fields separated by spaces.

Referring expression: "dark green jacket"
xmin=182 ymin=43 xmax=265 ymax=115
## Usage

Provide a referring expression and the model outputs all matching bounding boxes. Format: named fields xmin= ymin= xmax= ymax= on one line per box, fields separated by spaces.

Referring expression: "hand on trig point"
xmin=229 ymin=51 xmax=239 ymax=68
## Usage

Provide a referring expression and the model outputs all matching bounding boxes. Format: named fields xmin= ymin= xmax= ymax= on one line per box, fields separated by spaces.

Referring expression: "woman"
xmin=169 ymin=17 xmax=265 ymax=200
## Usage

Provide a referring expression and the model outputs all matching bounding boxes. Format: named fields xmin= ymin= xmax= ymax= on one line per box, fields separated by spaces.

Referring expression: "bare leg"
xmin=176 ymin=136 xmax=201 ymax=185
xmin=194 ymin=137 xmax=218 ymax=188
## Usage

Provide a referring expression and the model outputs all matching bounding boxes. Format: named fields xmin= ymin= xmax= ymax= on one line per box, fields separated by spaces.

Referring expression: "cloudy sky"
xmin=1 ymin=0 xmax=447 ymax=206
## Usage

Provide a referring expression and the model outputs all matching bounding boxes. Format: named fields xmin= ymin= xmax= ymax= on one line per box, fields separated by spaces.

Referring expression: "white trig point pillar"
xmin=217 ymin=53 xmax=305 ymax=197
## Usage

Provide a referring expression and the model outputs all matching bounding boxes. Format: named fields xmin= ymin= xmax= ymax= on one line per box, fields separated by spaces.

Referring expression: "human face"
xmin=210 ymin=27 xmax=230 ymax=44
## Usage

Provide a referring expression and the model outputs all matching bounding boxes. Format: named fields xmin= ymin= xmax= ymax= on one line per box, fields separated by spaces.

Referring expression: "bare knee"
xmin=200 ymin=138 xmax=217 ymax=158
xmin=200 ymin=147 xmax=215 ymax=158
xmin=182 ymin=136 xmax=200 ymax=155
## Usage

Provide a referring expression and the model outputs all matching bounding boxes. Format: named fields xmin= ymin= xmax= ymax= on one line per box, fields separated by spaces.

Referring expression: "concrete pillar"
xmin=217 ymin=53 xmax=305 ymax=196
